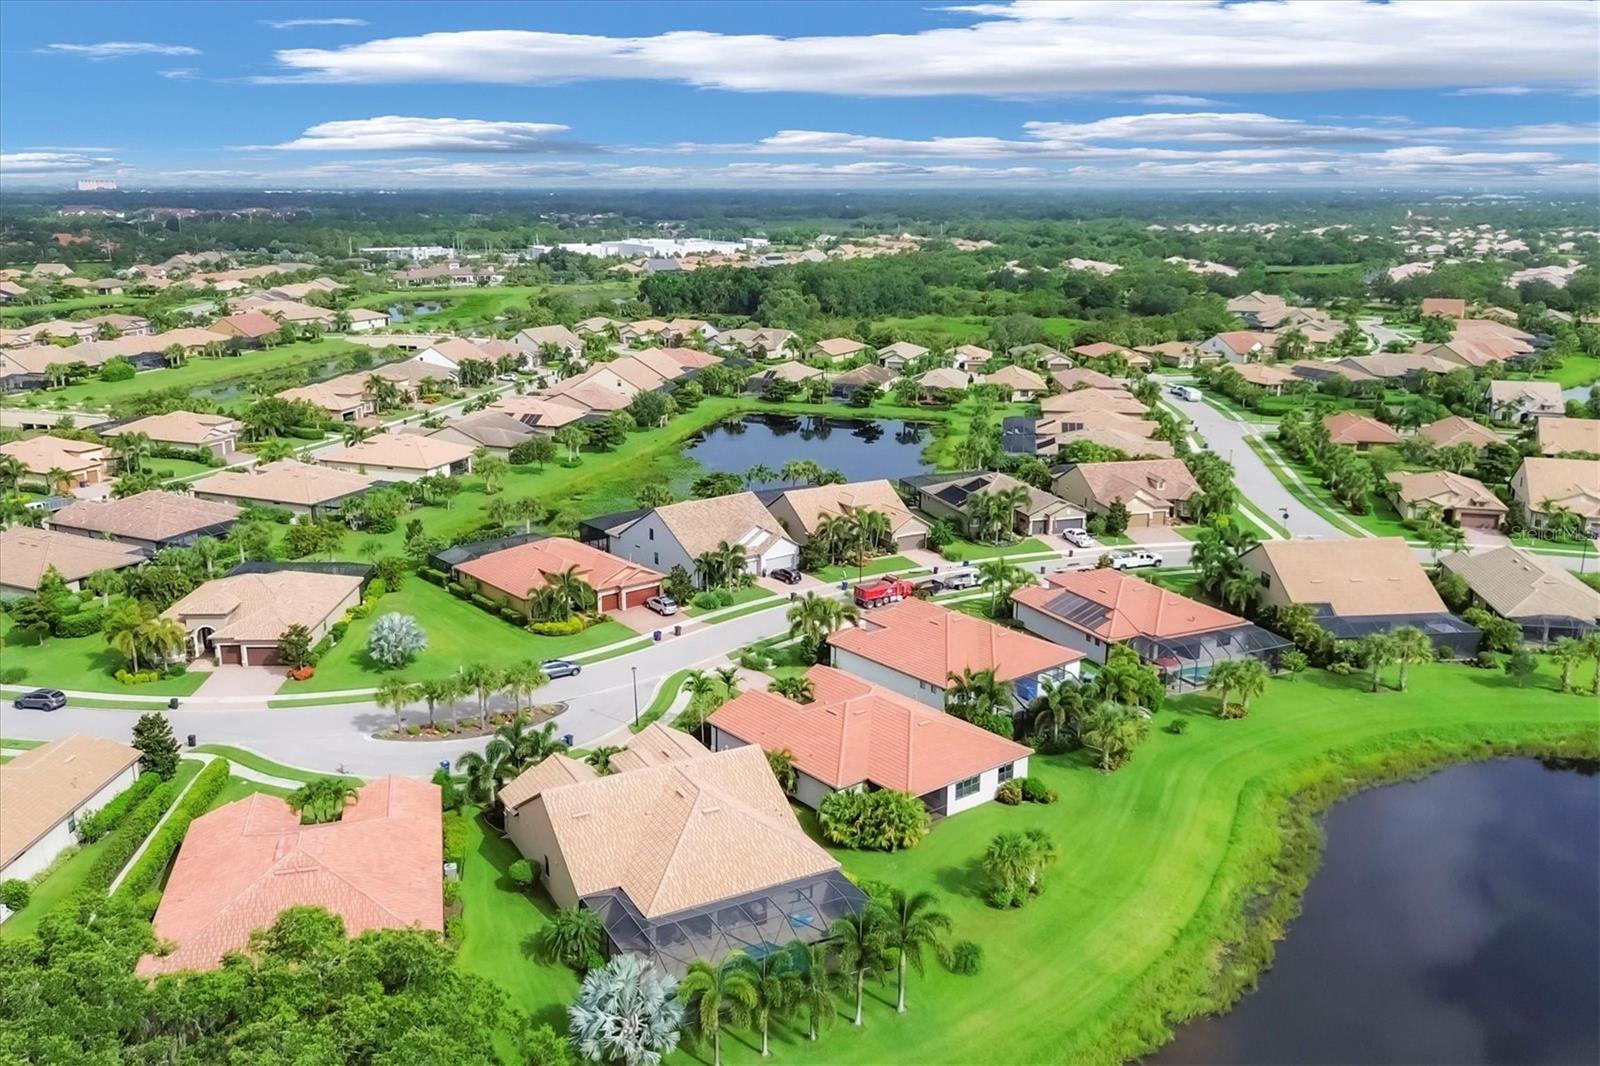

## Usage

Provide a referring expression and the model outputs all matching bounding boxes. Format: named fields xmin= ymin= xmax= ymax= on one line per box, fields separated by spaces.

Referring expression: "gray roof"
xmin=1440 ymin=546 xmax=1600 ymax=622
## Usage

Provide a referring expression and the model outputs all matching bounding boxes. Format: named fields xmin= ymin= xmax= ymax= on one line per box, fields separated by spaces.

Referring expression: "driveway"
xmin=192 ymin=665 xmax=292 ymax=704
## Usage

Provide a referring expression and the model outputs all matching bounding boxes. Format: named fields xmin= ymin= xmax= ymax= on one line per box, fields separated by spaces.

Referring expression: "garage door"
xmin=598 ymin=590 xmax=620 ymax=612
xmin=623 ymin=586 xmax=659 ymax=609
xmin=219 ymin=644 xmax=242 ymax=665
xmin=763 ymin=549 xmax=799 ymax=574
xmin=1459 ymin=512 xmax=1499 ymax=530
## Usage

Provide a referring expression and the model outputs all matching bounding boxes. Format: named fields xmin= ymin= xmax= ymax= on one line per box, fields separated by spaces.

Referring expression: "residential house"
xmin=1051 ymin=458 xmax=1201 ymax=528
xmin=1070 ymin=341 xmax=1135 ymax=363
xmin=904 ymin=470 xmax=1085 ymax=538
xmin=1384 ymin=470 xmax=1508 ymax=529
xmin=235 ymin=299 xmax=334 ymax=327
xmin=710 ymin=665 xmax=1033 ymax=817
xmin=718 ymin=327 xmax=796 ymax=358
xmin=949 ymin=344 xmax=992 ymax=372
xmin=826 ymin=597 xmax=1082 ymax=710
xmin=1535 ymin=417 xmax=1599 ymax=456
xmin=1227 ymin=363 xmax=1297 ymax=393
xmin=663 ymin=318 xmax=717 ymax=343
xmin=514 ymin=325 xmax=584 ymax=362
xmin=500 ymin=726 xmax=862 ymax=974
xmin=876 ymin=341 xmax=929 ymax=371
xmin=984 ymin=364 xmax=1047 ymax=401
xmin=1038 ymin=387 xmax=1146 ymax=417
xmin=1012 ymin=568 xmax=1287 ymax=684
xmin=1323 ymin=411 xmax=1402 ymax=449
xmin=1136 ymin=341 xmax=1205 ymax=368
xmin=82 ymin=313 xmax=150 ymax=337
xmin=746 ymin=360 xmax=824 ymax=394
xmin=0 ymin=525 xmax=145 ymax=598
xmin=1011 ymin=344 xmax=1072 ymax=372
xmin=49 ymin=490 xmax=240 ymax=552
xmin=1440 ymin=546 xmax=1599 ymax=643
xmin=1488 ymin=380 xmax=1564 ymax=423
xmin=343 ymin=308 xmax=390 ymax=333
xmin=830 ymin=363 xmax=899 ymax=401
xmin=1239 ymin=537 xmax=1479 ymax=653
xmin=1198 ymin=331 xmax=1278 ymax=364
xmin=276 ymin=379 xmax=374 ymax=421
xmin=452 ymin=536 xmax=664 ymax=616
xmin=1019 ymin=418 xmax=1173 ymax=459
xmin=267 ymin=278 xmax=344 ymax=302
xmin=425 ymin=411 xmax=536 ymax=457
xmin=0 ymin=434 xmax=110 ymax=488
xmin=917 ymin=367 xmax=976 ymax=395
xmin=764 ymin=479 xmax=928 ymax=552
xmin=138 ymin=777 xmax=441 ymax=975
xmin=573 ymin=316 xmax=620 ymax=336
xmin=165 ymin=569 xmax=364 ymax=666
xmin=192 ymin=311 xmax=281 ymax=345
xmin=0 ymin=736 xmax=140 ymax=884
xmin=1416 ymin=415 xmax=1501 ymax=452
xmin=1420 ymin=297 xmax=1468 ymax=319
xmin=542 ymin=363 xmax=648 ymax=414
xmin=1511 ymin=457 xmax=1600 ymax=537
xmin=320 ymin=432 xmax=474 ymax=482
xmin=190 ymin=460 xmax=375 ymax=518
xmin=487 ymin=393 xmax=587 ymax=432
xmin=604 ymin=492 xmax=800 ymax=581
xmin=416 ymin=337 xmax=496 ymax=374
xmin=618 ymin=319 xmax=671 ymax=345
xmin=1051 ymin=367 xmax=1118 ymax=390
xmin=105 ymin=411 xmax=241 ymax=457
xmin=1227 ymin=291 xmax=1290 ymax=328
xmin=812 ymin=337 xmax=870 ymax=362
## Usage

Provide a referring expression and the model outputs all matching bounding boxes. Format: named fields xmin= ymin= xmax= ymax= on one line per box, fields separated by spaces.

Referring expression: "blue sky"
xmin=2 ymin=0 xmax=1596 ymax=189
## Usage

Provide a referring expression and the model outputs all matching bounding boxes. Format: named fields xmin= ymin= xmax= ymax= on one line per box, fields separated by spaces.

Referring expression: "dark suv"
xmin=770 ymin=568 xmax=803 ymax=585
xmin=13 ymin=688 xmax=66 ymax=711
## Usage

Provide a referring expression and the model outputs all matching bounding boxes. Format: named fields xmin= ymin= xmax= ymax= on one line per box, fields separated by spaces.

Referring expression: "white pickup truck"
xmin=1109 ymin=550 xmax=1164 ymax=571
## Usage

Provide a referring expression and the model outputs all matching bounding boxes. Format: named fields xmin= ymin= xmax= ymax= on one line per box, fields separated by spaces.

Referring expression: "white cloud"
xmin=1476 ymin=123 xmax=1600 ymax=145
xmin=260 ymin=2 xmax=1598 ymax=95
xmin=1133 ymin=95 xmax=1223 ymax=107
xmin=158 ymin=68 xmax=198 ymax=79
xmin=0 ymin=151 xmax=120 ymax=174
xmin=42 ymin=41 xmax=199 ymax=59
xmin=1022 ymin=112 xmax=1402 ymax=145
xmin=261 ymin=116 xmax=578 ymax=152
xmin=262 ymin=18 xmax=369 ymax=30
xmin=1448 ymin=85 xmax=1536 ymax=96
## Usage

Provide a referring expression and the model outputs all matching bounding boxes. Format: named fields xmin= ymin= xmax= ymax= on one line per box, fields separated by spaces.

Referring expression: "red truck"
xmin=853 ymin=575 xmax=917 ymax=609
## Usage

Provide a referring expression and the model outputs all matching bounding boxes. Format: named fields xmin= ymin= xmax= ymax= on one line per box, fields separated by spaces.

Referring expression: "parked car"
xmin=769 ymin=567 xmax=803 ymax=585
xmin=1062 ymin=528 xmax=1096 ymax=548
xmin=934 ymin=566 xmax=979 ymax=591
xmin=1172 ymin=386 xmax=1202 ymax=402
xmin=495 ymin=373 xmax=519 ymax=382
xmin=13 ymin=688 xmax=66 ymax=711
xmin=645 ymin=595 xmax=678 ymax=616
xmin=1109 ymin=550 xmax=1163 ymax=571
xmin=541 ymin=659 xmax=582 ymax=679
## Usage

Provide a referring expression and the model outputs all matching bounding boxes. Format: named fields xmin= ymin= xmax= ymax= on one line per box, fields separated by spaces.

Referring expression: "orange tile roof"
xmin=827 ymin=597 xmax=1080 ymax=687
xmin=1323 ymin=410 xmax=1402 ymax=446
xmin=709 ymin=666 xmax=1030 ymax=794
xmin=138 ymin=777 xmax=442 ymax=976
xmin=457 ymin=536 xmax=662 ymax=600
xmin=1012 ymin=568 xmax=1244 ymax=642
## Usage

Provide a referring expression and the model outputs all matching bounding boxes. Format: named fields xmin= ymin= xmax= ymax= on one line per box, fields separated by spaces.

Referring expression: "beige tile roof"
xmin=1243 ymin=537 xmax=1446 ymax=616
xmin=652 ymin=492 xmax=793 ymax=559
xmin=608 ymin=721 xmax=713 ymax=774
xmin=0 ymin=525 xmax=144 ymax=590
xmin=422 ymin=337 xmax=496 ymax=366
xmin=1516 ymin=457 xmax=1600 ymax=518
xmin=1323 ymin=411 xmax=1402 ymax=446
xmin=164 ymin=570 xmax=362 ymax=642
xmin=1047 ymin=426 xmax=1174 ymax=457
xmin=1013 ymin=568 xmax=1244 ymax=641
xmin=105 ymin=411 xmax=240 ymax=447
xmin=0 ymin=434 xmax=106 ymax=475
xmin=50 ymin=490 xmax=240 ymax=542
xmin=321 ymin=431 xmax=474 ymax=471
xmin=1420 ymin=297 xmax=1467 ymax=318
xmin=1228 ymin=362 xmax=1297 ymax=387
xmin=984 ymin=364 xmax=1046 ymax=391
xmin=191 ymin=459 xmax=374 ymax=508
xmin=1385 ymin=470 xmax=1507 ymax=514
xmin=1 ymin=735 xmax=141 ymax=870
xmin=814 ymin=337 xmax=869 ymax=358
xmin=917 ymin=367 xmax=975 ymax=390
xmin=1039 ymin=387 xmax=1146 ymax=415
xmin=1488 ymin=379 xmax=1563 ymax=410
xmin=710 ymin=665 xmax=1031 ymax=795
xmin=1057 ymin=458 xmax=1200 ymax=510
xmin=952 ymin=343 xmax=993 ymax=362
xmin=1051 ymin=367 xmax=1117 ymax=389
xmin=1440 ymin=546 xmax=1600 ymax=622
xmin=1535 ymin=417 xmax=1600 ymax=456
xmin=457 ymin=535 xmax=662 ymax=601
xmin=500 ymin=753 xmax=597 ymax=810
xmin=488 ymin=393 xmax=586 ymax=429
xmin=877 ymin=341 xmax=928 ymax=361
xmin=138 ymin=777 xmax=442 ymax=975
xmin=429 ymin=411 xmax=535 ymax=449
xmin=276 ymin=380 xmax=370 ymax=414
xmin=754 ymin=360 xmax=823 ymax=384
xmin=766 ymin=479 xmax=926 ymax=540
xmin=828 ymin=597 xmax=1080 ymax=687
xmin=1416 ymin=416 xmax=1502 ymax=449
xmin=214 ymin=311 xmax=282 ymax=339
xmin=1071 ymin=341 xmax=1134 ymax=359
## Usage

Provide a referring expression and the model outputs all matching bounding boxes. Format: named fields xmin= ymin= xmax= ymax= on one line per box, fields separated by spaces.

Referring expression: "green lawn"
xmin=147 ymin=457 xmax=218 ymax=482
xmin=1244 ymin=437 xmax=1376 ymax=540
xmin=681 ymin=585 xmax=779 ymax=617
xmin=810 ymin=555 xmax=916 ymax=584
xmin=0 ymin=616 xmax=207 ymax=696
xmin=191 ymin=744 xmax=363 ymax=786
xmin=349 ymin=281 xmax=636 ymax=329
xmin=0 ymin=293 xmax=143 ymax=320
xmin=630 ymin=669 xmax=690 ymax=733
xmin=936 ymin=535 xmax=1052 ymax=562
xmin=282 ymin=580 xmax=637 ymax=692
xmin=206 ymin=775 xmax=293 ymax=809
xmin=875 ymin=314 xmax=1090 ymax=346
xmin=0 ymin=738 xmax=45 ymax=749
xmin=1526 ymin=354 xmax=1599 ymax=391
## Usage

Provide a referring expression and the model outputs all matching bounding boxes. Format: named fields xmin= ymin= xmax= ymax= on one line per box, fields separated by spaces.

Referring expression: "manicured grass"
xmin=192 ymin=744 xmax=363 ymax=786
xmin=681 ymin=585 xmax=779 ymax=617
xmin=936 ymin=535 xmax=1052 ymax=562
xmin=206 ymin=776 xmax=293 ymax=809
xmin=810 ymin=555 xmax=916 ymax=584
xmin=0 ymin=737 xmax=45 ymax=749
xmin=282 ymin=580 xmax=638 ymax=692
xmin=1523 ymin=354 xmax=1600 ymax=390
xmin=0 ymin=616 xmax=207 ymax=696
xmin=146 ymin=457 xmax=218 ymax=482
xmin=454 ymin=808 xmax=579 ymax=1033
xmin=1244 ymin=437 xmax=1374 ymax=539
xmin=0 ymin=293 xmax=143 ymax=320
xmin=631 ymin=669 xmax=690 ymax=733
xmin=350 ymin=281 xmax=635 ymax=327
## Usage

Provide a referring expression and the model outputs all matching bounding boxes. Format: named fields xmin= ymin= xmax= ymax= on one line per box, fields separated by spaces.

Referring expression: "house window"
xmin=652 ymin=552 xmax=659 ymax=566
xmin=954 ymin=775 xmax=981 ymax=799
xmin=648 ymin=528 xmax=654 ymax=540
xmin=998 ymin=762 xmax=1015 ymax=784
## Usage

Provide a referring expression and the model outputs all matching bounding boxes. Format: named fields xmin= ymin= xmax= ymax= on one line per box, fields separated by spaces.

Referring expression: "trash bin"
xmin=186 ymin=733 xmax=196 ymax=748
xmin=653 ymin=629 xmax=662 ymax=642
xmin=674 ymin=624 xmax=682 ymax=637
xmin=168 ymin=697 xmax=180 ymax=710
xmin=562 ymin=734 xmax=574 ymax=747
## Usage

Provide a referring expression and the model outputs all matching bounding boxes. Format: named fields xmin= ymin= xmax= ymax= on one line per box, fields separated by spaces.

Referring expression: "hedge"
xmin=442 ymin=812 xmax=469 ymax=868
xmin=421 ymin=567 xmax=449 ymax=586
xmin=75 ymin=772 xmax=161 ymax=844
xmin=80 ymin=774 xmax=186 ymax=895
xmin=114 ymin=758 xmax=231 ymax=901
xmin=289 ymin=426 xmax=325 ymax=440
xmin=528 ymin=616 xmax=587 ymax=636
xmin=55 ymin=608 xmax=105 ymax=638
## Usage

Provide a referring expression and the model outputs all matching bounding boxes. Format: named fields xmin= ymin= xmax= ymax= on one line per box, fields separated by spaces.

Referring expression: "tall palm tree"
xmin=584 ymin=745 xmax=624 ymax=774
xmin=1549 ymin=637 xmax=1587 ymax=694
xmin=715 ymin=665 xmax=741 ymax=697
xmin=946 ymin=666 xmax=1013 ymax=722
xmin=417 ymin=676 xmax=459 ymax=728
xmin=0 ymin=455 xmax=26 ymax=493
xmin=768 ymin=675 xmax=815 ymax=703
xmin=501 ymin=660 xmax=551 ymax=714
xmin=375 ymin=677 xmax=416 ymax=733
xmin=1389 ymin=626 xmax=1434 ymax=692
xmin=541 ymin=565 xmax=595 ymax=617
xmin=883 ymin=889 xmax=952 ymax=1013
xmin=460 ymin=663 xmax=502 ymax=725
xmin=1030 ymin=676 xmax=1083 ymax=743
xmin=104 ymin=599 xmax=149 ymax=670
xmin=456 ymin=736 xmax=513 ymax=807
xmin=739 ymin=948 xmax=799 ymax=1057
xmin=111 ymin=431 xmax=152 ymax=475
xmin=1581 ymin=631 xmax=1600 ymax=696
xmin=1357 ymin=632 xmax=1400 ymax=693
xmin=786 ymin=940 xmax=837 ymax=1041
xmin=715 ymin=541 xmax=748 ymax=586
xmin=191 ymin=535 xmax=223 ymax=577
xmin=679 ymin=955 xmax=757 ymax=1066
xmin=743 ymin=463 xmax=777 ymax=488
xmin=137 ymin=615 xmax=186 ymax=667
xmin=977 ymin=559 xmax=1030 ymax=618
xmin=831 ymin=906 xmax=889 ymax=1026
xmin=853 ymin=507 xmax=893 ymax=557
xmin=45 ymin=466 xmax=72 ymax=494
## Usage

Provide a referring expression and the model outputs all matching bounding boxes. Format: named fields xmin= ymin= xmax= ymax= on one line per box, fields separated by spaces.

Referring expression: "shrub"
xmin=447 ymin=581 xmax=470 ymax=598
xmin=431 ymin=767 xmax=461 ymax=811
xmin=1328 ymin=661 xmax=1354 ymax=675
xmin=443 ymin=880 xmax=464 ymax=906
xmin=1019 ymin=776 xmax=1057 ymax=804
xmin=995 ymin=780 xmax=1023 ymax=805
xmin=738 ymin=652 xmax=770 ymax=671
xmin=0 ymin=667 xmax=26 ymax=686
xmin=289 ymin=425 xmax=324 ymax=440
xmin=509 ymin=859 xmax=536 ymax=893
xmin=115 ymin=759 xmax=230 ymax=901
xmin=691 ymin=590 xmax=721 ymax=610
xmin=529 ymin=616 xmax=587 ymax=636
xmin=82 ymin=775 xmax=186 ymax=894
xmin=347 ymin=600 xmax=376 ymax=620
xmin=945 ymin=939 xmax=983 ymax=976
xmin=134 ymin=890 xmax=162 ymax=920
xmin=0 ymin=879 xmax=31 ymax=913
xmin=421 ymin=567 xmax=448 ymax=586
xmin=442 ymin=812 xmax=469 ymax=867
xmin=75 ymin=772 xmax=161 ymax=843
xmin=366 ymin=612 xmax=428 ymax=667
xmin=115 ymin=668 xmax=162 ymax=685
xmin=329 ymin=620 xmax=350 ymax=642
xmin=500 ymin=606 xmax=523 ymax=624
xmin=444 ymin=916 xmax=464 ymax=945
xmin=817 ymin=788 xmax=929 ymax=851
xmin=1476 ymin=650 xmax=1504 ymax=670
xmin=1166 ymin=718 xmax=1189 ymax=735
xmin=99 ymin=357 xmax=136 ymax=381
xmin=471 ymin=593 xmax=498 ymax=612
xmin=55 ymin=608 xmax=105 ymax=638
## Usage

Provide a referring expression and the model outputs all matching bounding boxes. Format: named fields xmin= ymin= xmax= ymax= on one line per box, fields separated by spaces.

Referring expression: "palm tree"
xmin=715 ymin=665 xmax=741 ymax=697
xmin=679 ymin=956 xmax=757 ymax=1066
xmin=1389 ymin=626 xmax=1434 ymax=692
xmin=765 ymin=748 xmax=798 ymax=794
xmin=1357 ymin=632 xmax=1400 ymax=692
xmin=460 ymin=662 xmax=502 ymax=725
xmin=883 ymin=889 xmax=951 ymax=1013
xmin=541 ymin=565 xmax=595 ymax=617
xmin=493 ymin=715 xmax=567 ymax=773
xmin=831 ymin=906 xmax=889 ymax=1026
xmin=45 ymin=466 xmax=72 ymax=495
xmin=341 ymin=423 xmax=374 ymax=447
xmin=1582 ymin=632 xmax=1600 ymax=696
xmin=135 ymin=616 xmax=186 ymax=666
xmin=535 ymin=906 xmax=604 ymax=970
xmin=287 ymin=777 xmax=358 ymax=825
xmin=743 ymin=463 xmax=777 ymax=488
xmin=104 ymin=599 xmax=149 ymax=670
xmin=0 ymin=455 xmax=25 ymax=493
xmin=1548 ymin=637 xmax=1587 ymax=693
xmin=1030 ymin=675 xmax=1083 ymax=743
xmin=786 ymin=592 xmax=858 ymax=661
xmin=478 ymin=455 xmax=511 ymax=495
xmin=946 ymin=666 xmax=1013 ymax=722
xmin=768 ymin=675 xmax=815 ymax=703
xmin=685 ymin=668 xmax=717 ymax=700
xmin=854 ymin=507 xmax=892 ymax=559
xmin=584 ymin=745 xmax=624 ymax=774
xmin=374 ymin=677 xmax=416 ymax=732
xmin=500 ymin=660 xmax=550 ymax=714
xmin=417 ymin=676 xmax=459 ymax=728
xmin=785 ymin=940 xmax=837 ymax=1042
xmin=977 ymin=559 xmax=1029 ymax=617
xmin=1078 ymin=700 xmax=1150 ymax=772
xmin=252 ymin=438 xmax=295 ymax=463
xmin=739 ymin=948 xmax=799 ymax=1057
xmin=111 ymin=431 xmax=152 ymax=475
xmin=456 ymin=736 xmax=514 ymax=807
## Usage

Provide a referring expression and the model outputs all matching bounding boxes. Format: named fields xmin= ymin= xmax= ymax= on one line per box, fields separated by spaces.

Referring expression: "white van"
xmin=1173 ymin=385 xmax=1202 ymax=402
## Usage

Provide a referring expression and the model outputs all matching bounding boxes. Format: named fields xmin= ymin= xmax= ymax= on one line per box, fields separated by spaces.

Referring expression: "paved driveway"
xmin=192 ymin=665 xmax=292 ymax=703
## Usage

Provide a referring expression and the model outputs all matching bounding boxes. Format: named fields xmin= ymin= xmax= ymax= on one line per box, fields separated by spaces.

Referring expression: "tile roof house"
xmin=1227 ymin=291 xmax=1291 ymax=327
xmin=1 ymin=735 xmax=140 ymax=883
xmin=1488 ymin=380 xmax=1564 ymax=423
xmin=949 ymin=344 xmax=993 ymax=371
xmin=191 ymin=459 xmax=375 ymax=517
xmin=319 ymin=432 xmax=474 ymax=482
xmin=983 ymin=364 xmax=1047 ymax=401
xmin=514 ymin=324 xmax=584 ymax=360
xmin=1535 ymin=417 xmax=1600 ymax=457
xmin=1012 ymin=568 xmax=1286 ymax=680
xmin=1050 ymin=367 xmax=1118 ymax=390
xmin=1038 ymin=387 xmax=1146 ymax=416
xmin=138 ymin=777 xmax=442 ymax=975
xmin=812 ymin=337 xmax=870 ymax=362
xmin=1415 ymin=415 xmax=1502 ymax=452
xmin=827 ymin=597 xmax=1082 ymax=710
xmin=830 ymin=363 xmax=899 ymax=400
xmin=1226 ymin=362 xmax=1297 ymax=393
xmin=276 ymin=379 xmax=374 ymax=422
xmin=49 ymin=490 xmax=240 ymax=551
xmin=1420 ymin=297 xmax=1468 ymax=319
xmin=709 ymin=665 xmax=1033 ymax=817
xmin=764 ymin=479 xmax=929 ymax=552
xmin=454 ymin=536 xmax=664 ymax=616
xmin=717 ymin=327 xmax=796 ymax=358
xmin=1198 ymin=331 xmax=1278 ymax=364
xmin=1440 ymin=546 xmax=1599 ymax=641
xmin=1384 ymin=470 xmax=1508 ymax=529
xmin=1511 ymin=457 xmax=1600 ymax=537
xmin=604 ymin=492 xmax=800 ymax=584
xmin=0 ymin=435 xmax=110 ymax=487
xmin=210 ymin=310 xmax=284 ymax=343
xmin=904 ymin=470 xmax=1086 ymax=538
xmin=876 ymin=341 xmax=929 ymax=370
xmin=1135 ymin=341 xmax=1206 ymax=368
xmin=1051 ymin=458 xmax=1201 ymax=527
xmin=501 ymin=730 xmax=861 ymax=974
xmin=165 ymin=569 xmax=363 ymax=666
xmin=917 ymin=366 xmax=977 ymax=393
xmin=0 ymin=525 xmax=145 ymax=596
xmin=104 ymin=411 xmax=241 ymax=456
xmin=1071 ymin=341 xmax=1135 ymax=362
xmin=1323 ymin=411 xmax=1402 ymax=449
xmin=425 ymin=411 xmax=537 ymax=457
xmin=487 ymin=393 xmax=587 ymax=431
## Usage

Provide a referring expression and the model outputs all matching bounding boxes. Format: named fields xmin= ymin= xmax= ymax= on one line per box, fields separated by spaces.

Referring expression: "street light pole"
xmin=631 ymin=666 xmax=639 ymax=727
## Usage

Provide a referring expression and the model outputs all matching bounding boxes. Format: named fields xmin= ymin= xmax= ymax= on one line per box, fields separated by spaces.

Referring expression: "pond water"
xmin=682 ymin=414 xmax=935 ymax=487
xmin=190 ymin=355 xmax=358 ymax=403
xmin=1151 ymin=758 xmax=1600 ymax=1065
xmin=387 ymin=301 xmax=443 ymax=323
xmin=1560 ymin=382 xmax=1596 ymax=405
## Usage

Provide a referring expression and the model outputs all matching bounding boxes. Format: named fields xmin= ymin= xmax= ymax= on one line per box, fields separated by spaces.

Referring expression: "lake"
xmin=683 ymin=414 xmax=934 ymax=487
xmin=1151 ymin=758 xmax=1600 ymax=1065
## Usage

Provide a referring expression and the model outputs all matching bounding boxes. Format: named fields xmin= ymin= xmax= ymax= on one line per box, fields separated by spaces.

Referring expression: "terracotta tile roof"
xmin=1420 ymin=298 xmax=1467 ymax=318
xmin=984 ymin=365 xmax=1046 ymax=391
xmin=191 ymin=459 xmax=374 ymax=508
xmin=651 ymin=492 xmax=792 ymax=559
xmin=1208 ymin=331 xmax=1278 ymax=357
xmin=1012 ymin=568 xmax=1244 ymax=642
xmin=1385 ymin=470 xmax=1507 ymax=514
xmin=1229 ymin=362 xmax=1297 ymax=387
xmin=710 ymin=666 xmax=1030 ymax=795
xmin=321 ymin=431 xmax=474 ymax=471
xmin=1071 ymin=341 xmax=1133 ymax=359
xmin=1050 ymin=367 xmax=1117 ymax=390
xmin=0 ymin=434 xmax=106 ymax=475
xmin=164 ymin=570 xmax=362 ymax=642
xmin=1243 ymin=537 xmax=1446 ymax=616
xmin=1535 ymin=417 xmax=1600 ymax=456
xmin=1323 ymin=411 xmax=1402 ymax=446
xmin=138 ymin=777 xmax=442 ymax=975
xmin=0 ymin=735 xmax=140 ymax=870
xmin=828 ymin=597 xmax=1080 ymax=687
xmin=766 ymin=479 xmax=925 ymax=540
xmin=106 ymin=411 xmax=240 ymax=447
xmin=214 ymin=311 xmax=282 ymax=339
xmin=608 ymin=721 xmax=712 ymax=774
xmin=0 ymin=525 xmax=144 ymax=590
xmin=1039 ymin=387 xmax=1145 ymax=415
xmin=1416 ymin=416 xmax=1501 ymax=449
xmin=457 ymin=536 xmax=662 ymax=600
xmin=50 ymin=490 xmax=239 ymax=542
xmin=1440 ymin=546 xmax=1600 ymax=622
